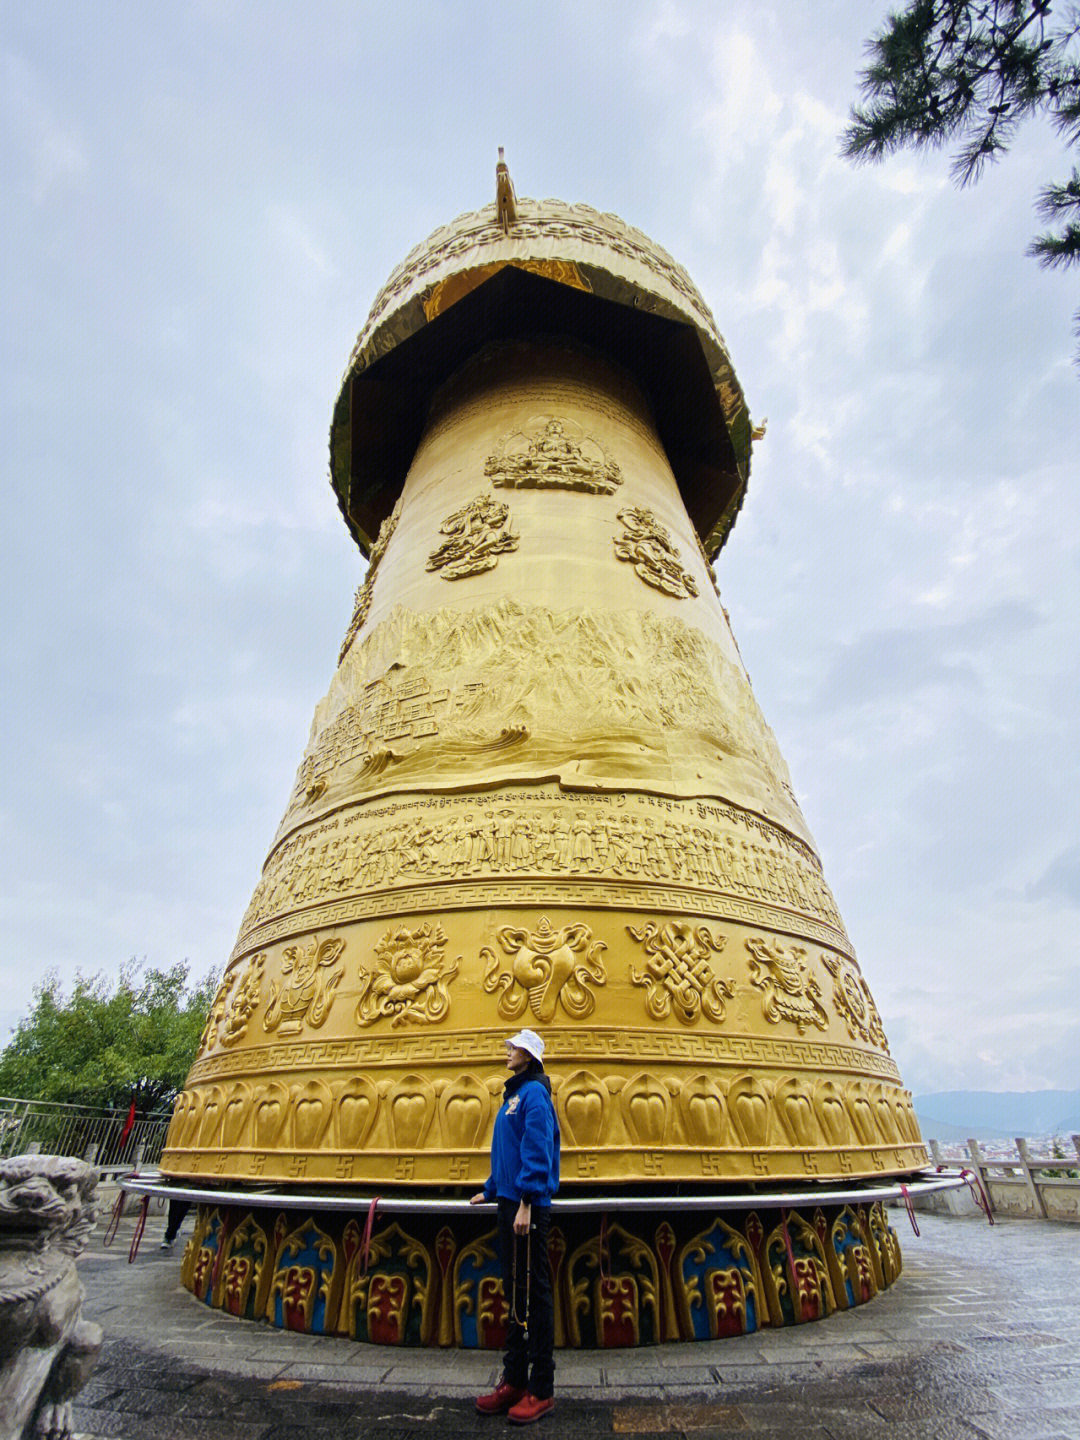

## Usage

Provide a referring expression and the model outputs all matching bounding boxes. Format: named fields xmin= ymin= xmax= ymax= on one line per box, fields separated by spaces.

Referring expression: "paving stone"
xmin=68 ymin=1212 xmax=1080 ymax=1439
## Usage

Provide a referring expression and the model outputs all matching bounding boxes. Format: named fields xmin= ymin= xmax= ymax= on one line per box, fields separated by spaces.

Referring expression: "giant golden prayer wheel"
xmin=160 ymin=162 xmax=928 ymax=1344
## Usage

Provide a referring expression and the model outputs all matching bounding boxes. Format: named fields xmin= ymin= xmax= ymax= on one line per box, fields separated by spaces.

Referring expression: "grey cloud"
xmin=815 ymin=599 xmax=1041 ymax=709
xmin=1029 ymin=845 xmax=1080 ymax=907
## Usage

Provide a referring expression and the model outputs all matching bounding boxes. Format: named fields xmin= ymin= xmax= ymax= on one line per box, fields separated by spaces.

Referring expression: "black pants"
xmin=164 ymin=1198 xmax=191 ymax=1242
xmin=497 ymin=1198 xmax=555 ymax=1400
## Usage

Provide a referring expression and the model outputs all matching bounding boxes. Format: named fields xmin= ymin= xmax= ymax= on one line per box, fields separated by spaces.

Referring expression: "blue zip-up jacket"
xmin=483 ymin=1066 xmax=561 ymax=1206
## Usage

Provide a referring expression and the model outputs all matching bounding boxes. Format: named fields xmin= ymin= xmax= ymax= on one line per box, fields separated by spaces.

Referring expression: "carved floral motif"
xmin=355 ymin=922 xmax=460 ymax=1027
xmin=627 ymin=921 xmax=735 ymax=1025
xmin=485 ymin=416 xmax=622 ymax=494
xmin=482 ymin=916 xmax=606 ymax=1021
xmin=613 ymin=507 xmax=698 ymax=599
xmin=745 ymin=936 xmax=828 ymax=1034
xmin=263 ymin=937 xmax=345 ymax=1036
xmin=426 ymin=496 xmax=518 ymax=579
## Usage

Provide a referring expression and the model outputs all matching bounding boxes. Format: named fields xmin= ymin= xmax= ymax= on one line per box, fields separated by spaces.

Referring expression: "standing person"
xmin=471 ymin=1028 xmax=560 ymax=1425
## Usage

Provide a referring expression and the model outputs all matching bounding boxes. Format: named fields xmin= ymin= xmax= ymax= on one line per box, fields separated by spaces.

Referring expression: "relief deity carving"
xmin=220 ymin=953 xmax=265 ymax=1046
xmin=263 ymin=936 xmax=345 ymax=1035
xmin=822 ymin=954 xmax=889 ymax=1051
xmin=426 ymin=496 xmax=518 ymax=579
xmin=339 ymin=495 xmax=403 ymax=664
xmin=484 ymin=416 xmax=622 ymax=494
xmin=613 ymin=508 xmax=698 ymax=599
xmin=482 ymin=917 xmax=606 ymax=1021
xmin=745 ymin=937 xmax=828 ymax=1034
xmin=355 ymin=921 xmax=460 ymax=1027
xmin=627 ymin=921 xmax=735 ymax=1025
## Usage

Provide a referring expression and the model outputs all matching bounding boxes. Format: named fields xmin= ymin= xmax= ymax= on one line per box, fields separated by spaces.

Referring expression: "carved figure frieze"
xmin=263 ymin=936 xmax=345 ymax=1035
xmin=745 ymin=937 xmax=828 ymax=1034
xmin=220 ymin=953 xmax=265 ymax=1046
xmin=627 ymin=921 xmax=735 ymax=1025
xmin=426 ymin=496 xmax=518 ymax=579
xmin=355 ymin=922 xmax=460 ymax=1027
xmin=485 ymin=416 xmax=622 ymax=494
xmin=613 ymin=507 xmax=698 ymax=599
xmin=822 ymin=954 xmax=889 ymax=1051
xmin=482 ymin=916 xmax=606 ymax=1021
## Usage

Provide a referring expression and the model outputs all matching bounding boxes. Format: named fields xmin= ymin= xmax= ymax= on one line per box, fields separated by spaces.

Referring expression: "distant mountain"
xmin=914 ymin=1090 xmax=1080 ymax=1140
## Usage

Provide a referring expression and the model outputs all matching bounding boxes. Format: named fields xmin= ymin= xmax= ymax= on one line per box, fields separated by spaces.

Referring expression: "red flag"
xmin=119 ymin=1100 xmax=137 ymax=1146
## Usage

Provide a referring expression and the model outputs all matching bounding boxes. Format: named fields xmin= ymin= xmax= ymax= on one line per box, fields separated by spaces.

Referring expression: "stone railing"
xmin=920 ymin=1135 xmax=1080 ymax=1222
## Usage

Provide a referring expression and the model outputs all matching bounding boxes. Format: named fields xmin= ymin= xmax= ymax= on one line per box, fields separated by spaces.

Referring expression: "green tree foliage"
xmin=842 ymin=0 xmax=1080 ymax=356
xmin=0 ymin=962 xmax=217 ymax=1112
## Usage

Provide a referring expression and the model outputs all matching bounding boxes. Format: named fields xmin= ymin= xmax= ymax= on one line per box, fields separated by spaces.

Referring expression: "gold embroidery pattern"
xmin=355 ymin=922 xmax=460 ymax=1028
xmin=614 ymin=508 xmax=698 ymax=599
xmin=482 ymin=917 xmax=606 ymax=1021
xmin=426 ymin=496 xmax=518 ymax=579
xmin=745 ymin=937 xmax=828 ymax=1035
xmin=627 ymin=921 xmax=734 ymax=1025
xmin=263 ymin=937 xmax=345 ymax=1036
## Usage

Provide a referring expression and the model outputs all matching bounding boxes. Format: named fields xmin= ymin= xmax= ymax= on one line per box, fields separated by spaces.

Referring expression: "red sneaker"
xmin=475 ymin=1379 xmax=527 ymax=1415
xmin=507 ymin=1393 xmax=554 ymax=1425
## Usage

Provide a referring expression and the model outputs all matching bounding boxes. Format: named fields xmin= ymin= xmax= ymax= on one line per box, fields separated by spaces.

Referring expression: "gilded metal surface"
xmin=163 ymin=324 xmax=927 ymax=1190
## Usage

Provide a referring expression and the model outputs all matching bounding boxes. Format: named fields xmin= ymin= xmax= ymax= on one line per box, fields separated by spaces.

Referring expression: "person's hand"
xmin=514 ymin=1200 xmax=531 ymax=1234
xmin=469 ymin=1192 xmax=488 ymax=1205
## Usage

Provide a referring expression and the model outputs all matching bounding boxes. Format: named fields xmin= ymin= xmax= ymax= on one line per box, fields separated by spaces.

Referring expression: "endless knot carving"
xmin=263 ymin=936 xmax=345 ymax=1036
xmin=745 ymin=937 xmax=828 ymax=1034
xmin=355 ymin=921 xmax=460 ymax=1027
xmin=426 ymin=495 xmax=518 ymax=579
xmin=613 ymin=508 xmax=698 ymax=599
xmin=485 ymin=416 xmax=622 ymax=494
xmin=482 ymin=916 xmax=606 ymax=1021
xmin=822 ymin=954 xmax=889 ymax=1051
xmin=627 ymin=921 xmax=735 ymax=1025
xmin=220 ymin=953 xmax=265 ymax=1046
xmin=339 ymin=495 xmax=403 ymax=664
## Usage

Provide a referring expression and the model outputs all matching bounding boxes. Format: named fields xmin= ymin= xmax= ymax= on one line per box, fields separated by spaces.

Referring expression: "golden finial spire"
xmin=496 ymin=147 xmax=518 ymax=233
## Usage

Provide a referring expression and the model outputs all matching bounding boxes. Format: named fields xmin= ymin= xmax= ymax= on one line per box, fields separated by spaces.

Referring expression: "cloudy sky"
xmin=3 ymin=0 xmax=1077 ymax=1097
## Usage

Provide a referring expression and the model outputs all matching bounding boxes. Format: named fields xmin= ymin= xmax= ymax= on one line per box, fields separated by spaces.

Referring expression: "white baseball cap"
xmin=506 ymin=1029 xmax=545 ymax=1063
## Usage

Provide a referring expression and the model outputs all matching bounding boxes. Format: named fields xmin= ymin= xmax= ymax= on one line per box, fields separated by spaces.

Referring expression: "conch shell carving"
xmin=482 ymin=916 xmax=606 ymax=1021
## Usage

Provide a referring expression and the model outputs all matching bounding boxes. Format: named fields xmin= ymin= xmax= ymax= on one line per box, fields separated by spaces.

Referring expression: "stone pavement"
xmin=72 ymin=1208 xmax=1080 ymax=1440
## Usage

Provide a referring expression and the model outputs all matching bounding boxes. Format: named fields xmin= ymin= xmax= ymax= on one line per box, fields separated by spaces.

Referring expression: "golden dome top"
xmin=330 ymin=184 xmax=753 ymax=560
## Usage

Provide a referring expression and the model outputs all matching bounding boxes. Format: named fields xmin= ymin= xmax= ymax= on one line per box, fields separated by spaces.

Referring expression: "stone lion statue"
xmin=0 ymin=1155 xmax=102 ymax=1440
